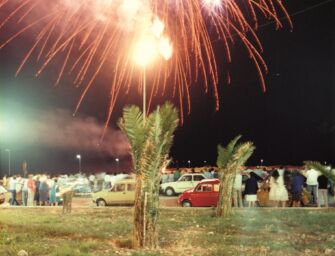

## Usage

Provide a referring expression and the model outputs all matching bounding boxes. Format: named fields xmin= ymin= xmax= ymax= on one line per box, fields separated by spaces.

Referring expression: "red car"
xmin=178 ymin=179 xmax=220 ymax=207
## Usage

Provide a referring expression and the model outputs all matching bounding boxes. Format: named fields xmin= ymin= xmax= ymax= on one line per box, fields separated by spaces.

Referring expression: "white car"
xmin=160 ymin=173 xmax=206 ymax=196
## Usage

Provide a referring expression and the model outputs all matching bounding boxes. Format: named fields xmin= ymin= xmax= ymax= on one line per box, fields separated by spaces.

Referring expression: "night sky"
xmin=0 ymin=0 xmax=334 ymax=175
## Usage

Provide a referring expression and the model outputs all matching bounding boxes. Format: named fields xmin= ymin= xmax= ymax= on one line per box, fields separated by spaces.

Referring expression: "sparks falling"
xmin=0 ymin=0 xmax=291 ymax=126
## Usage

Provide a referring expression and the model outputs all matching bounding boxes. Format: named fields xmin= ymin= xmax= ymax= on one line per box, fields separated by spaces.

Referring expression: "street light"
xmin=187 ymin=160 xmax=191 ymax=168
xmin=115 ymin=158 xmax=119 ymax=172
xmin=76 ymin=154 xmax=81 ymax=173
xmin=5 ymin=149 xmax=11 ymax=176
xmin=133 ymin=19 xmax=173 ymax=121
xmin=260 ymin=159 xmax=264 ymax=167
xmin=203 ymin=160 xmax=207 ymax=166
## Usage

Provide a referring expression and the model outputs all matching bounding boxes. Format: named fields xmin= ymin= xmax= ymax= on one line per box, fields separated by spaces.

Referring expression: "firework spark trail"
xmin=0 ymin=0 xmax=291 ymax=129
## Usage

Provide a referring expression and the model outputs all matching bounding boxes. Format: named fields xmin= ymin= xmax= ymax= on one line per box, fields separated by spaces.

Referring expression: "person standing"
xmin=27 ymin=175 xmax=36 ymax=206
xmin=173 ymin=169 xmax=181 ymax=181
xmin=291 ymin=171 xmax=305 ymax=207
xmin=305 ymin=168 xmax=319 ymax=205
xmin=89 ymin=174 xmax=95 ymax=190
xmin=104 ymin=173 xmax=111 ymax=189
xmin=22 ymin=178 xmax=28 ymax=206
xmin=317 ymin=175 xmax=329 ymax=208
xmin=110 ymin=173 xmax=117 ymax=189
xmin=168 ymin=172 xmax=174 ymax=182
xmin=9 ymin=176 xmax=18 ymax=205
xmin=269 ymin=170 xmax=289 ymax=207
xmin=2 ymin=175 xmax=7 ymax=188
xmin=49 ymin=179 xmax=60 ymax=206
xmin=39 ymin=178 xmax=50 ymax=206
xmin=244 ymin=172 xmax=259 ymax=207
xmin=161 ymin=173 xmax=169 ymax=184
xmin=203 ymin=169 xmax=212 ymax=179
xmin=34 ymin=176 xmax=40 ymax=206
xmin=233 ymin=173 xmax=243 ymax=207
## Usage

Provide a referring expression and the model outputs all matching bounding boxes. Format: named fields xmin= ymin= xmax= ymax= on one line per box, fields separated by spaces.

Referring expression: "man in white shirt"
xmin=110 ymin=173 xmax=117 ymax=189
xmin=306 ymin=168 xmax=320 ymax=205
xmin=233 ymin=173 xmax=243 ymax=208
xmin=104 ymin=174 xmax=111 ymax=189
xmin=89 ymin=174 xmax=95 ymax=190
xmin=9 ymin=176 xmax=18 ymax=205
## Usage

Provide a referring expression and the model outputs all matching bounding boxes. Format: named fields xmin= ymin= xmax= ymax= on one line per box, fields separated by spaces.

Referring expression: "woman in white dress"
xmin=269 ymin=170 xmax=288 ymax=207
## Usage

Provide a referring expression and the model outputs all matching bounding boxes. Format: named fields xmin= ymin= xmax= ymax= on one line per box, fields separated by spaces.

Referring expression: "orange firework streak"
xmin=0 ymin=0 xmax=292 ymax=129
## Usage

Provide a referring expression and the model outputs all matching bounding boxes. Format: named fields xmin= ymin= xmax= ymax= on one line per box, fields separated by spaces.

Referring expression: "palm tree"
xmin=119 ymin=102 xmax=179 ymax=248
xmin=304 ymin=161 xmax=335 ymax=182
xmin=216 ymin=135 xmax=255 ymax=217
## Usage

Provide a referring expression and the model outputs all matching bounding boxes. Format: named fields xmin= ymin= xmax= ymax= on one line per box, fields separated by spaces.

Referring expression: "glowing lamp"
xmin=133 ymin=36 xmax=158 ymax=67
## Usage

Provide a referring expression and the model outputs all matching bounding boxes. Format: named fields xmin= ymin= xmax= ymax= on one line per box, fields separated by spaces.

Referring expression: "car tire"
xmin=182 ymin=200 xmax=192 ymax=207
xmin=165 ymin=187 xmax=175 ymax=196
xmin=96 ymin=199 xmax=107 ymax=207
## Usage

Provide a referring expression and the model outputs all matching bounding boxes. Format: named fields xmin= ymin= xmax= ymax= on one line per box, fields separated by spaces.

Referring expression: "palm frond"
xmin=118 ymin=105 xmax=146 ymax=173
xmin=216 ymin=135 xmax=242 ymax=168
xmin=304 ymin=161 xmax=335 ymax=182
xmin=232 ymin=142 xmax=255 ymax=168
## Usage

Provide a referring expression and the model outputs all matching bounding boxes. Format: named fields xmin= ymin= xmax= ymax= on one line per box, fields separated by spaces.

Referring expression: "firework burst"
xmin=0 ymin=0 xmax=291 ymax=127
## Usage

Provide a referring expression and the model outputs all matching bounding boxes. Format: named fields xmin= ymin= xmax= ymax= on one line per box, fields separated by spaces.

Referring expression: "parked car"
xmin=160 ymin=173 xmax=206 ymax=196
xmin=92 ymin=179 xmax=135 ymax=207
xmin=178 ymin=179 xmax=220 ymax=207
xmin=71 ymin=184 xmax=92 ymax=197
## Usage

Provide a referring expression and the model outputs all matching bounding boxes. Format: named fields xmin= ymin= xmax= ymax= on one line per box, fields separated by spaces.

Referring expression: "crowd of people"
xmin=160 ymin=166 xmax=334 ymax=208
xmin=2 ymin=174 xmax=64 ymax=206
xmin=0 ymin=172 xmax=131 ymax=207
xmin=241 ymin=167 xmax=334 ymax=208
xmin=1 ymin=166 xmax=334 ymax=208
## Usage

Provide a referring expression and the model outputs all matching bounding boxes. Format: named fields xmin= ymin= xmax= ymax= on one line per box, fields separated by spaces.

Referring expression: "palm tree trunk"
xmin=216 ymin=170 xmax=235 ymax=217
xmin=133 ymin=172 xmax=161 ymax=248
xmin=144 ymin=178 xmax=160 ymax=248
xmin=221 ymin=173 xmax=235 ymax=217
xmin=133 ymin=175 xmax=144 ymax=248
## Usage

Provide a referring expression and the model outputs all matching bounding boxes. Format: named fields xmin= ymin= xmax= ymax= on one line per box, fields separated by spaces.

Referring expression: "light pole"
xmin=5 ymin=149 xmax=11 ymax=176
xmin=133 ymin=37 xmax=156 ymax=122
xmin=133 ymin=29 xmax=173 ymax=121
xmin=260 ymin=159 xmax=264 ymax=167
xmin=115 ymin=158 xmax=119 ymax=172
xmin=187 ymin=160 xmax=191 ymax=168
xmin=203 ymin=160 xmax=207 ymax=166
xmin=76 ymin=154 xmax=81 ymax=173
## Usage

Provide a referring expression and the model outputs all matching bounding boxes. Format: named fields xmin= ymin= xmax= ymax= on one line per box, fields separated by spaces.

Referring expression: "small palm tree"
xmin=216 ymin=135 xmax=255 ymax=217
xmin=119 ymin=102 xmax=179 ymax=248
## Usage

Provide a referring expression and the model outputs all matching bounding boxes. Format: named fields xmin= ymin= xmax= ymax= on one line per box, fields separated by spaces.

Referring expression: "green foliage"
xmin=216 ymin=135 xmax=255 ymax=172
xmin=118 ymin=106 xmax=146 ymax=174
xmin=118 ymin=102 xmax=178 ymax=177
xmin=119 ymin=102 xmax=179 ymax=248
xmin=304 ymin=161 xmax=335 ymax=182
xmin=1 ymin=208 xmax=335 ymax=256
xmin=216 ymin=136 xmax=255 ymax=217
xmin=216 ymin=135 xmax=241 ymax=168
xmin=232 ymin=142 xmax=256 ymax=169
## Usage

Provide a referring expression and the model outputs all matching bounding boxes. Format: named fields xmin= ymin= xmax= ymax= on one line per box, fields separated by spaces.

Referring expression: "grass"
xmin=0 ymin=207 xmax=335 ymax=255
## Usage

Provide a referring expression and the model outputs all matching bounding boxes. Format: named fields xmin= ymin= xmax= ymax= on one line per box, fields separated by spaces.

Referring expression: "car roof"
xmin=198 ymin=178 xmax=220 ymax=184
